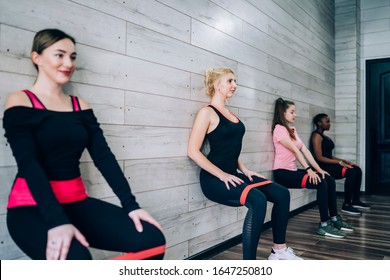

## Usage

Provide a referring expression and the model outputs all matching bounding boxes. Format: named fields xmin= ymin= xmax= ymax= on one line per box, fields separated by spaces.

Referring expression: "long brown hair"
xmin=272 ymin=97 xmax=296 ymax=140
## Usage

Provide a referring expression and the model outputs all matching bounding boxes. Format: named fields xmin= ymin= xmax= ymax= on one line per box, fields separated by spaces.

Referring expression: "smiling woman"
xmin=2 ymin=29 xmax=166 ymax=260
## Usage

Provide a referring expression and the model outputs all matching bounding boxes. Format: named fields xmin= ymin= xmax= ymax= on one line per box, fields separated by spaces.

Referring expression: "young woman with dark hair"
xmin=272 ymin=98 xmax=353 ymax=239
xmin=3 ymin=29 xmax=165 ymax=260
xmin=310 ymin=113 xmax=371 ymax=215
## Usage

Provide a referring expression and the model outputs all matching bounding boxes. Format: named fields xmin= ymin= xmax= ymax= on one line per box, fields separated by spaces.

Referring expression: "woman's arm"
xmin=279 ymin=137 xmax=310 ymax=170
xmin=279 ymin=137 xmax=322 ymax=184
xmin=237 ymin=159 xmax=265 ymax=181
xmin=84 ymin=108 xmax=163 ymax=232
xmin=84 ymin=109 xmax=140 ymax=213
xmin=301 ymin=144 xmax=323 ymax=171
xmin=188 ymin=107 xmax=243 ymax=189
xmin=300 ymin=144 xmax=330 ymax=179
xmin=311 ymin=133 xmax=353 ymax=167
xmin=311 ymin=133 xmax=340 ymax=165
xmin=3 ymin=97 xmax=70 ymax=228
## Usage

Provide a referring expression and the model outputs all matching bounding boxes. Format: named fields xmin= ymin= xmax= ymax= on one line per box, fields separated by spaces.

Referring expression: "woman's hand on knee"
xmin=129 ymin=209 xmax=162 ymax=233
xmin=46 ymin=224 xmax=89 ymax=260
xmin=243 ymin=170 xmax=265 ymax=182
xmin=307 ymin=170 xmax=321 ymax=185
xmin=318 ymin=169 xmax=330 ymax=179
xmin=342 ymin=161 xmax=354 ymax=168
xmin=218 ymin=172 xmax=244 ymax=190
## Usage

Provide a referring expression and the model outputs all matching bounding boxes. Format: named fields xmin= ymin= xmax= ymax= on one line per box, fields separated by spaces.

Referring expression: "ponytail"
xmin=272 ymin=97 xmax=296 ymax=140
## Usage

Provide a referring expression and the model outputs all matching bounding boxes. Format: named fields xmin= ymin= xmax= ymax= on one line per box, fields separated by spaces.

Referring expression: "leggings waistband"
xmin=7 ymin=177 xmax=88 ymax=208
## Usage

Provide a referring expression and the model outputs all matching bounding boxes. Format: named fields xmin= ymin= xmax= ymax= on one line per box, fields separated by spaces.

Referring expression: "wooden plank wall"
xmin=359 ymin=0 xmax=390 ymax=186
xmin=334 ymin=0 xmax=361 ymax=192
xmin=0 ymin=0 xmax=334 ymax=259
xmin=334 ymin=0 xmax=390 ymax=192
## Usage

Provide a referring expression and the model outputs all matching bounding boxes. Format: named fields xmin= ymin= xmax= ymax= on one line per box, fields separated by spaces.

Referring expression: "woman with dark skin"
xmin=310 ymin=114 xmax=371 ymax=215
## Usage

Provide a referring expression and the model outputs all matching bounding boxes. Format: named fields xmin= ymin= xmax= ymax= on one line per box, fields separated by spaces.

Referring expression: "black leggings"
xmin=7 ymin=198 xmax=166 ymax=260
xmin=319 ymin=164 xmax=362 ymax=204
xmin=200 ymin=171 xmax=290 ymax=260
xmin=273 ymin=169 xmax=337 ymax=223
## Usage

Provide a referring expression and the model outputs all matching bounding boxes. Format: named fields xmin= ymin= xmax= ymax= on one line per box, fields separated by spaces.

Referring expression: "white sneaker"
xmin=268 ymin=247 xmax=303 ymax=260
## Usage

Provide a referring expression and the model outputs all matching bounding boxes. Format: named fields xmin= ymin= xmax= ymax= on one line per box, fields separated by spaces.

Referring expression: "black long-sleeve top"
xmin=3 ymin=106 xmax=140 ymax=229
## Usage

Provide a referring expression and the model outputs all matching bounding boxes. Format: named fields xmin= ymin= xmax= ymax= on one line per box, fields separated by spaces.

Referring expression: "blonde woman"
xmin=188 ymin=67 xmax=301 ymax=260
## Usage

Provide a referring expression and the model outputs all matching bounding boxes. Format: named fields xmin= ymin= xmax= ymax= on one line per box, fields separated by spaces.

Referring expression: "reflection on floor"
xmin=209 ymin=195 xmax=390 ymax=260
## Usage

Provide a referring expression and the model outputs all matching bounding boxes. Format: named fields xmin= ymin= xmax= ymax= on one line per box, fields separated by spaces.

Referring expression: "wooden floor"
xmin=209 ymin=195 xmax=390 ymax=260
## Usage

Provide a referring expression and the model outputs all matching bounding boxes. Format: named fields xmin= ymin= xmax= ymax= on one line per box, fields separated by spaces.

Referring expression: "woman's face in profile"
xmin=320 ymin=116 xmax=331 ymax=130
xmin=216 ymin=73 xmax=237 ymax=99
xmin=284 ymin=105 xmax=296 ymax=124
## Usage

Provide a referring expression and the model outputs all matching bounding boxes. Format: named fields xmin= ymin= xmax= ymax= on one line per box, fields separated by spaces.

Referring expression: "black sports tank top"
xmin=311 ymin=131 xmax=335 ymax=159
xmin=205 ymin=105 xmax=245 ymax=174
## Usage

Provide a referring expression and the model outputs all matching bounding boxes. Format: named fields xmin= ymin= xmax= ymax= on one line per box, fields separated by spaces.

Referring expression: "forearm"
xmin=316 ymin=154 xmax=342 ymax=165
xmin=86 ymin=113 xmax=139 ymax=212
xmin=237 ymin=159 xmax=249 ymax=174
xmin=301 ymin=148 xmax=322 ymax=171
xmin=92 ymin=150 xmax=140 ymax=213
xmin=293 ymin=149 xmax=311 ymax=169
xmin=19 ymin=161 xmax=70 ymax=228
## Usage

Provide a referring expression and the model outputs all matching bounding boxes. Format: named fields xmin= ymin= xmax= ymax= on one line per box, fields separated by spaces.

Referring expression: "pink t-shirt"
xmin=272 ymin=124 xmax=303 ymax=171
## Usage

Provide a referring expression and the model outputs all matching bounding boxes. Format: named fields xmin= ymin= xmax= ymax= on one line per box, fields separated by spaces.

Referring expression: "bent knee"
xmin=245 ymin=189 xmax=267 ymax=209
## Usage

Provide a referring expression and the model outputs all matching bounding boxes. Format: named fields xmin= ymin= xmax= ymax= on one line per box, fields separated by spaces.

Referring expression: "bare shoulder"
xmin=311 ymin=132 xmax=322 ymax=142
xmin=197 ymin=105 xmax=218 ymax=119
xmin=198 ymin=105 xmax=213 ymax=116
xmin=76 ymin=96 xmax=91 ymax=110
xmin=4 ymin=91 xmax=31 ymax=110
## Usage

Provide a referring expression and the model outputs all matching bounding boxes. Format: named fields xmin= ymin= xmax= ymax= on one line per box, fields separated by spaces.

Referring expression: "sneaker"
xmin=341 ymin=204 xmax=362 ymax=216
xmin=332 ymin=215 xmax=354 ymax=232
xmin=352 ymin=200 xmax=371 ymax=209
xmin=316 ymin=220 xmax=346 ymax=238
xmin=268 ymin=247 xmax=303 ymax=260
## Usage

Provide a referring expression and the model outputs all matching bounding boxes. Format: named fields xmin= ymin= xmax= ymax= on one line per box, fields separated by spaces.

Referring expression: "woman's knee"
xmin=142 ymin=222 xmax=166 ymax=247
xmin=67 ymin=239 xmax=93 ymax=260
xmin=323 ymin=174 xmax=335 ymax=188
xmin=271 ymin=183 xmax=290 ymax=204
xmin=245 ymin=189 xmax=267 ymax=211
xmin=314 ymin=179 xmax=328 ymax=191
xmin=348 ymin=166 xmax=362 ymax=178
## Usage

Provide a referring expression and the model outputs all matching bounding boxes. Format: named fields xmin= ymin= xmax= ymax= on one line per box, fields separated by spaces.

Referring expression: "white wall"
xmin=334 ymin=0 xmax=390 ymax=192
xmin=334 ymin=0 xmax=361 ymax=192
xmin=0 ymin=0 xmax=334 ymax=259
xmin=360 ymin=0 xmax=390 ymax=187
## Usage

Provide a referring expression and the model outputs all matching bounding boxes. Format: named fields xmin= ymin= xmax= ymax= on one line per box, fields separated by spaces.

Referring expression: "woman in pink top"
xmin=272 ymin=98 xmax=353 ymax=239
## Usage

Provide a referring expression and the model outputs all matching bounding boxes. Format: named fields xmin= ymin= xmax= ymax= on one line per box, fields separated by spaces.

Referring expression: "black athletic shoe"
xmin=352 ymin=200 xmax=371 ymax=209
xmin=341 ymin=204 xmax=362 ymax=215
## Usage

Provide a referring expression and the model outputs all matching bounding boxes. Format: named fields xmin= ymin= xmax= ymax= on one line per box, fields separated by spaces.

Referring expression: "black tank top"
xmin=311 ymin=131 xmax=334 ymax=159
xmin=205 ymin=105 xmax=245 ymax=174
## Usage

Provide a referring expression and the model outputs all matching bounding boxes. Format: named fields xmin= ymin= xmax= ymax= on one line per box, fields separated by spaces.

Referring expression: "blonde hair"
xmin=205 ymin=67 xmax=235 ymax=97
